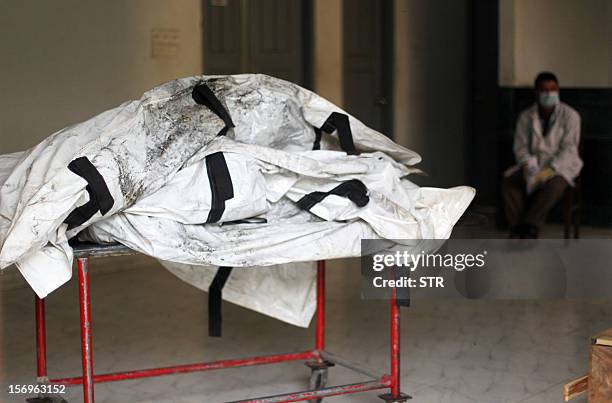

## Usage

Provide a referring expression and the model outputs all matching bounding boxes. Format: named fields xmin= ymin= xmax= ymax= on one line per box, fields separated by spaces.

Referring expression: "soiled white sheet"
xmin=0 ymin=74 xmax=474 ymax=327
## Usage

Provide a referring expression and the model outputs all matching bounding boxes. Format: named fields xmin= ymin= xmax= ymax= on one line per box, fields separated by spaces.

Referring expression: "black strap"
xmin=297 ymin=179 xmax=369 ymax=211
xmin=205 ymin=152 xmax=234 ymax=224
xmin=64 ymin=157 xmax=114 ymax=229
xmin=221 ymin=217 xmax=268 ymax=226
xmin=313 ymin=112 xmax=358 ymax=155
xmin=209 ymin=266 xmax=233 ymax=337
xmin=192 ymin=81 xmax=235 ymax=136
xmin=390 ymin=266 xmax=411 ymax=307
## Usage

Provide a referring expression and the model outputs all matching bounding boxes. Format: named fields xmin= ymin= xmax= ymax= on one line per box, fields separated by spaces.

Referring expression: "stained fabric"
xmin=192 ymin=81 xmax=235 ymax=136
xmin=0 ymin=74 xmax=474 ymax=327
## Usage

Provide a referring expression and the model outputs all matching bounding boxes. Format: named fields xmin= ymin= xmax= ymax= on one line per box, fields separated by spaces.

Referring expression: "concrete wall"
xmin=394 ymin=0 xmax=468 ymax=186
xmin=500 ymin=0 xmax=612 ymax=87
xmin=0 ymin=0 xmax=202 ymax=154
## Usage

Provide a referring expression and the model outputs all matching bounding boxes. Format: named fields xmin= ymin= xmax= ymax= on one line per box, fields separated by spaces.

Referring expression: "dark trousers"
xmin=502 ymin=171 xmax=569 ymax=228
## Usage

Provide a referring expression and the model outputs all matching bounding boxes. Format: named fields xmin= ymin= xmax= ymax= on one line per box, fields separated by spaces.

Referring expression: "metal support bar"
xmin=77 ymin=257 xmax=94 ymax=403
xmin=319 ymin=350 xmax=380 ymax=379
xmin=35 ymin=295 xmax=47 ymax=382
xmin=50 ymin=351 xmax=317 ymax=386
xmin=315 ymin=260 xmax=325 ymax=353
xmin=227 ymin=378 xmax=391 ymax=403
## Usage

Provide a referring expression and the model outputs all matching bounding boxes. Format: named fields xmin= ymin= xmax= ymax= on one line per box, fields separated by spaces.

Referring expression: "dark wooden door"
xmin=203 ymin=0 xmax=309 ymax=86
xmin=343 ymin=0 xmax=393 ymax=135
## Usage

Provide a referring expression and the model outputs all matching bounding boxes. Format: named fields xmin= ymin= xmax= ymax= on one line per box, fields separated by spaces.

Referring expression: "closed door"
xmin=343 ymin=0 xmax=393 ymax=135
xmin=203 ymin=0 xmax=310 ymax=86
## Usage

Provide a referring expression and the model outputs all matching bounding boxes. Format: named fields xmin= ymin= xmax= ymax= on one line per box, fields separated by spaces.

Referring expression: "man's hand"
xmin=521 ymin=162 xmax=529 ymax=176
xmin=522 ymin=159 xmax=539 ymax=179
xmin=534 ymin=166 xmax=555 ymax=184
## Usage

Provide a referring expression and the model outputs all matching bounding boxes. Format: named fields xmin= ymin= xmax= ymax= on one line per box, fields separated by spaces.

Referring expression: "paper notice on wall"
xmin=151 ymin=28 xmax=180 ymax=59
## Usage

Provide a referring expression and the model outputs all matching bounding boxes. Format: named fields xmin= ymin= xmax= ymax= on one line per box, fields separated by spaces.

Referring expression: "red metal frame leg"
xmin=35 ymin=295 xmax=48 ymax=382
xmin=379 ymin=286 xmax=410 ymax=402
xmin=315 ymin=260 xmax=326 ymax=352
xmin=390 ymin=287 xmax=400 ymax=396
xmin=77 ymin=257 xmax=95 ymax=403
xmin=305 ymin=261 xmax=334 ymax=396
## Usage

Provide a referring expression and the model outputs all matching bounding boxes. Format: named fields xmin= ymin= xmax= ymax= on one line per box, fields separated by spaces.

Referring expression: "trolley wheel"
xmin=308 ymin=367 xmax=328 ymax=403
xmin=26 ymin=396 xmax=68 ymax=403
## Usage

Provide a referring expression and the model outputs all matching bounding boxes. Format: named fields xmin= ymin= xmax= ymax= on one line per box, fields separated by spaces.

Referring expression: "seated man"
xmin=502 ymin=72 xmax=583 ymax=238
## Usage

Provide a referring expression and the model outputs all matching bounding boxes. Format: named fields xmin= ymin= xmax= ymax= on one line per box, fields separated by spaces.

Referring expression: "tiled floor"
xmin=1 ymin=224 xmax=610 ymax=402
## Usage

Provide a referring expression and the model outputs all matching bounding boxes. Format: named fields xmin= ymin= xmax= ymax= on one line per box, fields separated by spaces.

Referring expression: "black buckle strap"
xmin=209 ymin=266 xmax=233 ymax=337
xmin=205 ymin=152 xmax=234 ymax=224
xmin=313 ymin=112 xmax=359 ymax=155
xmin=64 ymin=157 xmax=114 ymax=229
xmin=192 ymin=81 xmax=235 ymax=136
xmin=297 ymin=179 xmax=369 ymax=211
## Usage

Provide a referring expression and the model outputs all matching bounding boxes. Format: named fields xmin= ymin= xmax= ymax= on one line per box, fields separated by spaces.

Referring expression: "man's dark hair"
xmin=534 ymin=71 xmax=558 ymax=88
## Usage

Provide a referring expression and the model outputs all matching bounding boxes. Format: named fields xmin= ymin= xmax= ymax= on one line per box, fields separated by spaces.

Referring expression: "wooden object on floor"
xmin=565 ymin=328 xmax=612 ymax=402
xmin=564 ymin=375 xmax=588 ymax=401
xmin=592 ymin=334 xmax=612 ymax=348
xmin=589 ymin=328 xmax=612 ymax=402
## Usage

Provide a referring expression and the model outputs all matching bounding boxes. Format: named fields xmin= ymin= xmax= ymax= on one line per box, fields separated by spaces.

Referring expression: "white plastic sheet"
xmin=0 ymin=74 xmax=474 ymax=327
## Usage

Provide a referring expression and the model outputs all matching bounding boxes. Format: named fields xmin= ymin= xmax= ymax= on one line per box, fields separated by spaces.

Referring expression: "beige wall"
xmin=2 ymin=0 xmax=469 ymax=186
xmin=0 ymin=0 xmax=202 ymax=154
xmin=500 ymin=0 xmax=612 ymax=87
xmin=313 ymin=0 xmax=343 ymax=106
xmin=394 ymin=0 xmax=468 ymax=186
xmin=2 ymin=0 xmax=342 ymax=154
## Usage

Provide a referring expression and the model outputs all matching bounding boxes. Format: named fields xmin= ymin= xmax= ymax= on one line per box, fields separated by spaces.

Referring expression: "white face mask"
xmin=538 ymin=91 xmax=560 ymax=108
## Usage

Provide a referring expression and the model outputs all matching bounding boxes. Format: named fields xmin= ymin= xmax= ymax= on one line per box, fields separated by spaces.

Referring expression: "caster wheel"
xmin=308 ymin=368 xmax=328 ymax=403
xmin=26 ymin=397 xmax=68 ymax=403
xmin=378 ymin=392 xmax=411 ymax=402
xmin=305 ymin=360 xmax=334 ymax=403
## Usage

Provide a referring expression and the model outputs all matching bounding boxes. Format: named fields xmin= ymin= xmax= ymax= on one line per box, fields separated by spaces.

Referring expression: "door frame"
xmin=342 ymin=0 xmax=394 ymax=137
xmin=379 ymin=0 xmax=394 ymax=137
xmin=201 ymin=0 xmax=314 ymax=89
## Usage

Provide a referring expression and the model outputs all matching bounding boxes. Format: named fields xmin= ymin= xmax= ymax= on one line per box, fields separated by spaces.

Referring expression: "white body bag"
xmin=0 ymin=74 xmax=474 ymax=328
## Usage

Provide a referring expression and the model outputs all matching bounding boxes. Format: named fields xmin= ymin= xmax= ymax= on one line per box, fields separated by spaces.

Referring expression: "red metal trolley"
xmin=30 ymin=243 xmax=409 ymax=402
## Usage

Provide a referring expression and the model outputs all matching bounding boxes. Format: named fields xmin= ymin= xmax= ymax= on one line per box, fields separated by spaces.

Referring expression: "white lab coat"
xmin=513 ymin=102 xmax=583 ymax=185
